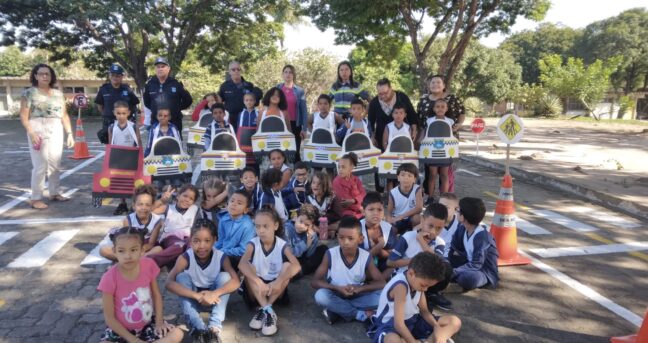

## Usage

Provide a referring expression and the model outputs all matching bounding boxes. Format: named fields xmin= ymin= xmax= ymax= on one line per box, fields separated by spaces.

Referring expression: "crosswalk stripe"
xmin=516 ymin=218 xmax=552 ymax=235
xmin=80 ymin=234 xmax=112 ymax=266
xmin=531 ymin=210 xmax=598 ymax=232
xmin=568 ymin=206 xmax=641 ymax=229
xmin=0 ymin=216 xmax=120 ymax=226
xmin=0 ymin=232 xmax=18 ymax=246
xmin=529 ymin=241 xmax=648 ymax=258
xmin=7 ymin=229 xmax=79 ymax=268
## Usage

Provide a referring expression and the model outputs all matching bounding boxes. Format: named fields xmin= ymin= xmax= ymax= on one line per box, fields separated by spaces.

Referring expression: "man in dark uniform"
xmin=95 ymin=64 xmax=140 ymax=143
xmin=218 ymin=61 xmax=263 ymax=132
xmin=143 ymin=57 xmax=193 ymax=133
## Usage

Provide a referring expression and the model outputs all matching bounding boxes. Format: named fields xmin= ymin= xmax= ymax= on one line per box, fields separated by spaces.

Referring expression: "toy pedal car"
xmin=186 ymin=112 xmax=213 ymax=155
xmin=92 ymin=145 xmax=151 ymax=207
xmin=419 ymin=120 xmax=459 ymax=166
xmin=338 ymin=132 xmax=381 ymax=176
xmin=143 ymin=136 xmax=193 ymax=184
xmin=302 ymin=128 xmax=342 ymax=170
xmin=200 ymin=132 xmax=246 ymax=182
xmin=378 ymin=135 xmax=419 ymax=180
xmin=237 ymin=126 xmax=258 ymax=168
xmin=251 ymin=116 xmax=297 ymax=163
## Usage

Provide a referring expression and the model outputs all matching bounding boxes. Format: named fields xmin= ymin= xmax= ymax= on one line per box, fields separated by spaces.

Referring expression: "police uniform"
xmin=95 ymin=64 xmax=140 ymax=131
xmin=143 ymin=57 xmax=193 ymax=133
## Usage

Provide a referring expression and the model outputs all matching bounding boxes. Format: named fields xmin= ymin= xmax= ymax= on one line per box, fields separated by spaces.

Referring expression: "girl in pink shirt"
xmin=332 ymin=152 xmax=366 ymax=219
xmin=97 ymin=227 xmax=182 ymax=343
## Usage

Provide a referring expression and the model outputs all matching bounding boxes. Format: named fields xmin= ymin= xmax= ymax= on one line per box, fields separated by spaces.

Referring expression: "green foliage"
xmin=175 ymin=53 xmax=225 ymax=102
xmin=0 ymin=45 xmax=31 ymax=76
xmin=535 ymin=93 xmax=563 ymax=117
xmin=539 ymin=54 xmax=622 ymax=116
xmin=617 ymin=95 xmax=635 ymax=119
xmin=500 ymin=23 xmax=582 ymax=84
xmin=459 ymin=45 xmax=522 ymax=104
xmin=462 ymin=97 xmax=484 ymax=117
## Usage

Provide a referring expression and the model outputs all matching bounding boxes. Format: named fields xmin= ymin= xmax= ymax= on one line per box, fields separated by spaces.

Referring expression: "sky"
xmin=283 ymin=1 xmax=647 ymax=60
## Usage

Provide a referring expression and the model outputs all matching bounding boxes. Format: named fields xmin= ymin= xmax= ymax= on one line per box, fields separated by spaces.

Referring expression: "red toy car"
xmin=92 ymin=145 xmax=151 ymax=207
xmin=237 ymin=126 xmax=257 ymax=168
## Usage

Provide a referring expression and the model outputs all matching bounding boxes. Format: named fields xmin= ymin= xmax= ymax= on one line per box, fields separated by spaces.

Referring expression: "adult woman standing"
xmin=277 ymin=65 xmax=308 ymax=154
xmin=328 ymin=61 xmax=370 ymax=120
xmin=20 ymin=64 xmax=75 ymax=209
xmin=417 ymin=75 xmax=465 ymax=195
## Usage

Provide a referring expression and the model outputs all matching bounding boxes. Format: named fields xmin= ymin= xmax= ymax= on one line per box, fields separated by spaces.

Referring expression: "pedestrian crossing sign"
xmin=497 ymin=114 xmax=524 ymax=144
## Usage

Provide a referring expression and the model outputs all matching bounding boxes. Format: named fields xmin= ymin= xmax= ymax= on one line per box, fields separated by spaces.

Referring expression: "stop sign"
xmin=471 ymin=118 xmax=485 ymax=134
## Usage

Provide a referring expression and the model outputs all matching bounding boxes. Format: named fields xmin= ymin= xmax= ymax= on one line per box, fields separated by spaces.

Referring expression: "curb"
xmin=460 ymin=154 xmax=648 ymax=221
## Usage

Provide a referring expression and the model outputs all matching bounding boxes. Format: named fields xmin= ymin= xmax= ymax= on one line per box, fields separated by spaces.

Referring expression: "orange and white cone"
xmin=490 ymin=173 xmax=530 ymax=266
xmin=610 ymin=309 xmax=648 ymax=343
xmin=69 ymin=118 xmax=94 ymax=160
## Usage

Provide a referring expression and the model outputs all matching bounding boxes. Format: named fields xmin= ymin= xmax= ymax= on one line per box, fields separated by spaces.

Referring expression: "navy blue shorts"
xmin=368 ymin=314 xmax=438 ymax=343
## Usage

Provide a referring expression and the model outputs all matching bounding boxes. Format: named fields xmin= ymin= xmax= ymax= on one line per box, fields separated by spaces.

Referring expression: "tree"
xmin=539 ymin=54 xmax=622 ymax=118
xmin=0 ymin=0 xmax=294 ymax=90
xmin=460 ymin=44 xmax=522 ymax=105
xmin=0 ymin=45 xmax=31 ymax=76
xmin=500 ymin=23 xmax=581 ymax=84
xmin=575 ymin=8 xmax=648 ymax=94
xmin=305 ymin=0 xmax=548 ymax=91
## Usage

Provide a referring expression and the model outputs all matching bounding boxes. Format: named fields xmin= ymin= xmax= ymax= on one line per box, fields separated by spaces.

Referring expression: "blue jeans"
xmin=176 ymin=271 xmax=231 ymax=330
xmin=314 ymin=288 xmax=381 ymax=321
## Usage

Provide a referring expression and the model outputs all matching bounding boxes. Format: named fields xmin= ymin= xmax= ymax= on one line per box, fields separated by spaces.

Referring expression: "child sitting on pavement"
xmin=360 ymin=192 xmax=397 ymax=279
xmin=385 ymin=163 xmax=423 ymax=234
xmin=239 ymin=167 xmax=262 ymax=215
xmin=285 ymin=204 xmax=328 ymax=276
xmin=215 ymin=189 xmax=256 ymax=271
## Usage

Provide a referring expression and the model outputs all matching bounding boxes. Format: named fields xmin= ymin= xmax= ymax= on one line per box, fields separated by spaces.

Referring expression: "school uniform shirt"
xmin=389 ymin=184 xmax=420 ymax=218
xmin=238 ymin=108 xmax=258 ymax=128
xmin=239 ymin=183 xmax=262 ymax=214
xmin=331 ymin=175 xmax=366 ymax=218
xmin=335 ymin=118 xmax=371 ymax=141
xmin=385 ymin=122 xmax=410 ymax=142
xmin=95 ymin=83 xmax=140 ymax=119
xmin=312 ymin=111 xmax=337 ymax=131
xmin=203 ymin=120 xmax=235 ymax=150
xmin=248 ymin=236 xmax=290 ymax=281
xmin=389 ymin=230 xmax=445 ymax=273
xmin=198 ymin=206 xmax=223 ymax=225
xmin=127 ymin=212 xmax=162 ymax=240
xmin=439 ymin=214 xmax=459 ymax=258
xmin=182 ymin=247 xmax=226 ymax=289
xmin=144 ymin=122 xmax=181 ymax=157
xmin=374 ymin=271 xmax=421 ymax=325
xmin=360 ymin=219 xmax=397 ymax=252
xmin=215 ymin=212 xmax=255 ymax=257
xmin=159 ymin=204 xmax=199 ymax=242
xmin=285 ymin=220 xmax=319 ymax=259
xmin=110 ymin=121 xmax=139 ymax=147
xmin=282 ymin=177 xmax=309 ymax=212
xmin=326 ymin=246 xmax=371 ymax=286
xmin=448 ymin=223 xmax=499 ymax=287
xmin=306 ymin=194 xmax=333 ymax=215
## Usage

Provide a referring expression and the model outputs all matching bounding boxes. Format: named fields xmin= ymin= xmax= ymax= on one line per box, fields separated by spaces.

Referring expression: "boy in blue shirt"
xmin=285 ymin=204 xmax=328 ymax=276
xmin=449 ymin=197 xmax=499 ymax=291
xmin=216 ymin=190 xmax=256 ymax=271
xmin=144 ymin=105 xmax=181 ymax=157
xmin=203 ymin=103 xmax=235 ymax=150
xmin=283 ymin=161 xmax=310 ymax=217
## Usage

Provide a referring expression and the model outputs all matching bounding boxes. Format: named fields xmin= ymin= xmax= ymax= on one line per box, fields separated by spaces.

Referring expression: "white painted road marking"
xmin=61 ymin=188 xmax=79 ymax=198
xmin=0 ymin=232 xmax=18 ymax=246
xmin=532 ymin=210 xmax=598 ymax=232
xmin=7 ymin=229 xmax=79 ymax=268
xmin=520 ymin=251 xmax=643 ymax=327
xmin=529 ymin=241 xmax=648 ymax=258
xmin=80 ymin=234 xmax=112 ymax=266
xmin=568 ymin=206 xmax=641 ymax=230
xmin=456 ymin=168 xmax=481 ymax=177
xmin=516 ymin=218 xmax=552 ymax=235
xmin=0 ymin=216 xmax=120 ymax=226
xmin=0 ymin=152 xmax=104 ymax=216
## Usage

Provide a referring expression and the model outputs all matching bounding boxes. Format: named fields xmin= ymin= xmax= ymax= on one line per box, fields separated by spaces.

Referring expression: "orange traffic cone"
xmin=68 ymin=118 xmax=94 ymax=160
xmin=490 ymin=173 xmax=530 ymax=266
xmin=611 ymin=309 xmax=648 ymax=343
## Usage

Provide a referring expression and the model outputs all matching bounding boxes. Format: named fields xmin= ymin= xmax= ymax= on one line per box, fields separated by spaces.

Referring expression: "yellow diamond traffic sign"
xmin=496 ymin=114 xmax=524 ymax=144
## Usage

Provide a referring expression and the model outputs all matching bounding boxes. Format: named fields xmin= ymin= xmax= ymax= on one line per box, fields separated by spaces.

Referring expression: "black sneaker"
xmin=427 ymin=292 xmax=453 ymax=311
xmin=190 ymin=329 xmax=208 ymax=343
xmin=207 ymin=330 xmax=223 ymax=343
xmin=322 ymin=309 xmax=341 ymax=325
xmin=113 ymin=202 xmax=128 ymax=215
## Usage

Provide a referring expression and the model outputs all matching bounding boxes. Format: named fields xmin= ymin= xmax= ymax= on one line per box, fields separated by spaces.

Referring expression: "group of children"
xmin=97 ymin=155 xmax=500 ymax=342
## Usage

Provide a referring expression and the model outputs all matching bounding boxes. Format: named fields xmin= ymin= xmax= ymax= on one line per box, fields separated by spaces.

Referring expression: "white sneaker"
xmin=249 ymin=308 xmax=266 ymax=330
xmin=262 ymin=310 xmax=278 ymax=336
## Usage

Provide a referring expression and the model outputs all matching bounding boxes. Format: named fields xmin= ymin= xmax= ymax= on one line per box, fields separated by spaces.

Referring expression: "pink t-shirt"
xmin=97 ymin=257 xmax=160 ymax=331
xmin=282 ymin=85 xmax=297 ymax=122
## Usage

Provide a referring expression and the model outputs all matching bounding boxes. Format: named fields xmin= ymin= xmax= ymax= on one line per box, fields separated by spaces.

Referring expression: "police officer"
xmin=95 ymin=64 xmax=139 ymax=143
xmin=218 ymin=61 xmax=263 ymax=132
xmin=143 ymin=57 xmax=192 ymax=133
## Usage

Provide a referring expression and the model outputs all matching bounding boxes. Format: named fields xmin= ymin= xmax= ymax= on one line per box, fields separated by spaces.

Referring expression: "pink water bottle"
xmin=318 ymin=216 xmax=329 ymax=240
xmin=32 ymin=135 xmax=42 ymax=151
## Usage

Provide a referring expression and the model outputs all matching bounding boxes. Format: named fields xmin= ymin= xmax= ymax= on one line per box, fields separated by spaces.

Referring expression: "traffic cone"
xmin=68 ymin=118 xmax=94 ymax=160
xmin=490 ymin=173 xmax=530 ymax=266
xmin=610 ymin=309 xmax=648 ymax=343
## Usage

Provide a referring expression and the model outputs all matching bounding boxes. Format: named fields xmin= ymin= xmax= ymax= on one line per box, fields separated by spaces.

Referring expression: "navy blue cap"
xmin=154 ymin=57 xmax=169 ymax=66
xmin=108 ymin=64 xmax=124 ymax=75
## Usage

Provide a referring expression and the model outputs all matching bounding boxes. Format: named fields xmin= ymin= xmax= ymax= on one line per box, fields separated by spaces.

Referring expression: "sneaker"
xmin=113 ymin=202 xmax=128 ymax=215
xmin=322 ymin=309 xmax=340 ymax=325
xmin=261 ymin=310 xmax=278 ymax=336
xmin=427 ymin=292 xmax=453 ymax=311
xmin=207 ymin=329 xmax=223 ymax=343
xmin=190 ymin=329 xmax=208 ymax=343
xmin=249 ymin=308 xmax=266 ymax=330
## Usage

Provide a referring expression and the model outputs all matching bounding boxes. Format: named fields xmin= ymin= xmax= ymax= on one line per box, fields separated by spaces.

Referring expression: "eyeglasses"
xmin=37 ymin=72 xmax=51 ymax=77
xmin=230 ymin=68 xmax=241 ymax=71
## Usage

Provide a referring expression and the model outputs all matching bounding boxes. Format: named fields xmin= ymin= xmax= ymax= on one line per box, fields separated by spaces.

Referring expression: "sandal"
xmin=50 ymin=195 xmax=70 ymax=202
xmin=31 ymin=200 xmax=49 ymax=209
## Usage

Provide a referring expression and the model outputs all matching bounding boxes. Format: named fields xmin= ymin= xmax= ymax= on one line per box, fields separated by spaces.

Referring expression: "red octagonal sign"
xmin=471 ymin=118 xmax=485 ymax=134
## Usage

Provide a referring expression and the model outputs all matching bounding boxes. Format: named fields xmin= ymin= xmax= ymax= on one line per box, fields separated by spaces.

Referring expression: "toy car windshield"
xmin=427 ymin=121 xmax=452 ymax=137
xmin=199 ymin=114 xmax=212 ymax=128
xmin=153 ymin=137 xmax=182 ymax=155
xmin=212 ymin=133 xmax=237 ymax=151
xmin=389 ymin=136 xmax=413 ymax=153
xmin=344 ymin=133 xmax=371 ymax=151
xmin=108 ymin=147 xmax=139 ymax=170
xmin=238 ymin=127 xmax=255 ymax=147
xmin=260 ymin=116 xmax=285 ymax=132
xmin=312 ymin=129 xmax=334 ymax=144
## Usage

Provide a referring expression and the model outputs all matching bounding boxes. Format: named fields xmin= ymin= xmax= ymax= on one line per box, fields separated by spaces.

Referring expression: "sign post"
xmin=470 ymin=118 xmax=486 ymax=156
xmin=496 ymin=114 xmax=525 ymax=174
